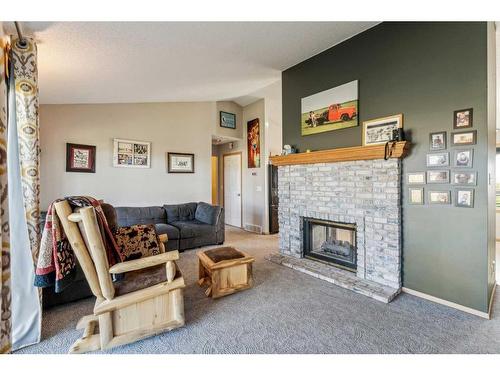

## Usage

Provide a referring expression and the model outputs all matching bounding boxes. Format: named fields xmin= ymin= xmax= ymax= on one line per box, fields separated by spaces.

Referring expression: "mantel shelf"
xmin=269 ymin=141 xmax=410 ymax=166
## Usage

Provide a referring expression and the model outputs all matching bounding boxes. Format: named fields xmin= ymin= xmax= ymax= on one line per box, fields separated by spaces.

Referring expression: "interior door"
xmin=211 ymin=156 xmax=218 ymax=205
xmin=224 ymin=153 xmax=242 ymax=227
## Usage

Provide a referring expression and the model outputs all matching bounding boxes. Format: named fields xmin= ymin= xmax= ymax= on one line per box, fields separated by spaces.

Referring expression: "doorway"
xmin=211 ymin=156 xmax=218 ymax=205
xmin=223 ymin=152 xmax=242 ymax=228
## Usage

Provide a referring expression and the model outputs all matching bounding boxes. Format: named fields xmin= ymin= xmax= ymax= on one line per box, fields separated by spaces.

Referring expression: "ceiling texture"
xmin=6 ymin=22 xmax=378 ymax=105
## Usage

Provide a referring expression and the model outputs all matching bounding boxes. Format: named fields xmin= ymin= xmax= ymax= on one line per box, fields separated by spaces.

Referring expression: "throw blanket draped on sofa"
xmin=35 ymin=196 xmax=121 ymax=292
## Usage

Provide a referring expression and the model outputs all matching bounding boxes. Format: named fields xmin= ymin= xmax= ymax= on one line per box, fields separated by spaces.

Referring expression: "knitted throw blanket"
xmin=34 ymin=196 xmax=121 ymax=292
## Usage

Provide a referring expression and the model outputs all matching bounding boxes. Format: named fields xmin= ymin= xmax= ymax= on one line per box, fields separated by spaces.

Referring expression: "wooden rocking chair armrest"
xmin=158 ymin=234 xmax=168 ymax=243
xmin=108 ymin=251 xmax=179 ymax=274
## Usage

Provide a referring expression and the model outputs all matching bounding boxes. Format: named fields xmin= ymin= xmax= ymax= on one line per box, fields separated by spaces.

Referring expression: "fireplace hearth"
xmin=303 ymin=217 xmax=357 ymax=271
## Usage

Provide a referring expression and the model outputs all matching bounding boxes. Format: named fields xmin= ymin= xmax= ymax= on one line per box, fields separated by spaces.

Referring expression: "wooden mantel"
xmin=269 ymin=141 xmax=410 ymax=166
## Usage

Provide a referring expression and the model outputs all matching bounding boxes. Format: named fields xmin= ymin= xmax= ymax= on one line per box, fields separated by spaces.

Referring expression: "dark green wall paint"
xmin=282 ymin=22 xmax=491 ymax=312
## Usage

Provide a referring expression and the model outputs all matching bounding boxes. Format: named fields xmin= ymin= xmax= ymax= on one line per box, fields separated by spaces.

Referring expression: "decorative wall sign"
xmin=301 ymin=80 xmax=358 ymax=136
xmin=428 ymin=190 xmax=451 ymax=204
xmin=453 ymin=149 xmax=473 ymax=168
xmin=451 ymin=130 xmax=476 ymax=146
xmin=113 ymin=139 xmax=151 ymax=168
xmin=429 ymin=131 xmax=446 ymax=151
xmin=453 ymin=108 xmax=473 ymax=129
xmin=220 ymin=111 xmax=236 ymax=129
xmin=426 ymin=152 xmax=449 ymax=168
xmin=452 ymin=171 xmax=477 ymax=185
xmin=247 ymin=118 xmax=261 ymax=168
xmin=362 ymin=114 xmax=403 ymax=146
xmin=455 ymin=188 xmax=474 ymax=208
xmin=407 ymin=172 xmax=426 ymax=185
xmin=167 ymin=152 xmax=195 ymax=173
xmin=66 ymin=143 xmax=96 ymax=173
xmin=408 ymin=187 xmax=424 ymax=205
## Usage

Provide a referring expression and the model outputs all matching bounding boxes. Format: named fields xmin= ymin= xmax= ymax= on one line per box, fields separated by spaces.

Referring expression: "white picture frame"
xmin=113 ymin=138 xmax=151 ymax=168
xmin=362 ymin=114 xmax=403 ymax=146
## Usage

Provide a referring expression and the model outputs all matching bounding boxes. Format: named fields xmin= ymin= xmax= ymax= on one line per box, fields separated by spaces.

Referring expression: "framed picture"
xmin=451 ymin=130 xmax=476 ymax=146
xmin=428 ymin=190 xmax=451 ymax=205
xmin=426 ymin=170 xmax=449 ymax=184
xmin=362 ymin=114 xmax=403 ymax=146
xmin=407 ymin=172 xmax=426 ymax=185
xmin=66 ymin=143 xmax=96 ymax=173
xmin=426 ymin=152 xmax=449 ymax=168
xmin=220 ymin=111 xmax=236 ymax=129
xmin=453 ymin=108 xmax=473 ymax=129
xmin=452 ymin=171 xmax=477 ymax=186
xmin=429 ymin=131 xmax=446 ymax=151
xmin=301 ymin=80 xmax=358 ymax=136
xmin=455 ymin=188 xmax=474 ymax=208
xmin=167 ymin=152 xmax=194 ymax=173
xmin=113 ymin=139 xmax=151 ymax=168
xmin=247 ymin=118 xmax=261 ymax=168
xmin=454 ymin=148 xmax=473 ymax=168
xmin=408 ymin=187 xmax=424 ymax=205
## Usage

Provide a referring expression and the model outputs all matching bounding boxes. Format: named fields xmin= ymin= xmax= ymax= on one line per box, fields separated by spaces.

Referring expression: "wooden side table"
xmin=197 ymin=247 xmax=255 ymax=299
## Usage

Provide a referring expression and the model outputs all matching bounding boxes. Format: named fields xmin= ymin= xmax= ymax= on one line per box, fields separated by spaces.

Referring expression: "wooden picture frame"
xmin=167 ymin=152 xmax=195 ymax=173
xmin=66 ymin=143 xmax=96 ymax=173
xmin=362 ymin=114 xmax=403 ymax=146
xmin=453 ymin=108 xmax=473 ymax=129
xmin=220 ymin=111 xmax=236 ymax=129
xmin=113 ymin=139 xmax=151 ymax=168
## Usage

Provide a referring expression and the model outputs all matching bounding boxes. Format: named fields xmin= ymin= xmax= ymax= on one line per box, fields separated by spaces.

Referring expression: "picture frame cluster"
xmin=407 ymin=108 xmax=476 ymax=208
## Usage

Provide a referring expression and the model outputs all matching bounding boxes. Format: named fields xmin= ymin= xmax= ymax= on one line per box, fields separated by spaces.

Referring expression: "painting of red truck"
xmin=301 ymin=80 xmax=358 ymax=136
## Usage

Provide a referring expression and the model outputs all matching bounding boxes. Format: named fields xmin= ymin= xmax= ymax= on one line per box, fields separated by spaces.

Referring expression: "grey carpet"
xmin=17 ymin=227 xmax=500 ymax=354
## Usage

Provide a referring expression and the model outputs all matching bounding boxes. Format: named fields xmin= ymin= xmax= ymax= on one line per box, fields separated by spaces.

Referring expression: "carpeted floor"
xmin=17 ymin=227 xmax=500 ymax=354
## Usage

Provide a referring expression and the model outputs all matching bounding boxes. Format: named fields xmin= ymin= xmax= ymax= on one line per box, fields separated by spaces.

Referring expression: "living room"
xmin=1 ymin=1 xmax=500 ymax=373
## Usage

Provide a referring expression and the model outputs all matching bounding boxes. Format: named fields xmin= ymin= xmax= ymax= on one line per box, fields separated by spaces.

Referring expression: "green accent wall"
xmin=282 ymin=22 xmax=492 ymax=313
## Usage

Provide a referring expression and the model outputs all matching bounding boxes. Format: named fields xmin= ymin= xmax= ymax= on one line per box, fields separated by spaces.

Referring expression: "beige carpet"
xmin=17 ymin=227 xmax=500 ymax=354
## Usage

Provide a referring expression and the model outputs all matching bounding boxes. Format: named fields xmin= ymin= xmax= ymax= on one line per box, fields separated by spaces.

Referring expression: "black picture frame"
xmin=66 ymin=143 xmax=96 ymax=173
xmin=167 ymin=152 xmax=195 ymax=173
xmin=220 ymin=111 xmax=236 ymax=129
xmin=451 ymin=130 xmax=477 ymax=146
xmin=453 ymin=108 xmax=473 ymax=129
xmin=455 ymin=188 xmax=474 ymax=208
xmin=429 ymin=131 xmax=446 ymax=151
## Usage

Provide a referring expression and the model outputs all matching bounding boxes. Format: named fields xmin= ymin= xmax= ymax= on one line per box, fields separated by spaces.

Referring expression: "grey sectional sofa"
xmin=115 ymin=202 xmax=225 ymax=251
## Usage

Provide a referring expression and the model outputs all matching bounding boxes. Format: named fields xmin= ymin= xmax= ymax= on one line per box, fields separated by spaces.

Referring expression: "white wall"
xmin=40 ymin=102 xmax=214 ymax=209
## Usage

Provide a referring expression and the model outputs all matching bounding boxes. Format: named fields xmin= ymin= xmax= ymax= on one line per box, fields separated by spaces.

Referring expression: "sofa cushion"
xmin=164 ymin=202 xmax=197 ymax=223
xmin=101 ymin=203 xmax=118 ymax=233
xmin=171 ymin=220 xmax=216 ymax=239
xmin=115 ymin=206 xmax=166 ymax=227
xmin=154 ymin=223 xmax=180 ymax=240
xmin=195 ymin=202 xmax=221 ymax=225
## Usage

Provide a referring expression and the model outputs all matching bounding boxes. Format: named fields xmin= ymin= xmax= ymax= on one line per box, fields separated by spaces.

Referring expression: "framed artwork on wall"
xmin=220 ymin=111 xmax=236 ymax=129
xmin=453 ymin=108 xmax=473 ymax=129
xmin=362 ymin=114 xmax=403 ymax=146
xmin=407 ymin=172 xmax=426 ymax=185
xmin=428 ymin=190 xmax=451 ymax=205
xmin=452 ymin=171 xmax=477 ymax=185
xmin=167 ymin=152 xmax=195 ymax=173
xmin=66 ymin=143 xmax=96 ymax=173
xmin=426 ymin=152 xmax=449 ymax=168
xmin=247 ymin=118 xmax=261 ymax=168
xmin=113 ymin=139 xmax=151 ymax=168
xmin=453 ymin=148 xmax=473 ymax=168
xmin=429 ymin=131 xmax=446 ymax=151
xmin=455 ymin=188 xmax=474 ymax=208
xmin=426 ymin=170 xmax=450 ymax=184
xmin=301 ymin=80 xmax=358 ymax=136
xmin=408 ymin=187 xmax=424 ymax=205
xmin=451 ymin=130 xmax=477 ymax=146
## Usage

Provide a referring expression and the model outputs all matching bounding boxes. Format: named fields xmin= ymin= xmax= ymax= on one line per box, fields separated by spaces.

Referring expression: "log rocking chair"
xmin=54 ymin=200 xmax=186 ymax=354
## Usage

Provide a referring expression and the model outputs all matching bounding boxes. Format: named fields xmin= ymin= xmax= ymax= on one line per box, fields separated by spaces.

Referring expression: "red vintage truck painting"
xmin=305 ymin=103 xmax=357 ymax=127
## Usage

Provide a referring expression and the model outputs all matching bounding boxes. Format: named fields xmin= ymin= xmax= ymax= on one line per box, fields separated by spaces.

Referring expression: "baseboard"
xmin=402 ymin=287 xmax=490 ymax=319
xmin=488 ymin=283 xmax=497 ymax=318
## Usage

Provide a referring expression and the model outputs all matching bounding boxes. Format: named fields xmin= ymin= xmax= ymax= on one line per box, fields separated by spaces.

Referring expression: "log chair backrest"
xmin=54 ymin=200 xmax=115 ymax=300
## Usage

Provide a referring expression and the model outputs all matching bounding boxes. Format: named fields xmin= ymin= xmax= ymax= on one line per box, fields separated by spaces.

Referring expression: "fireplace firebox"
xmin=302 ymin=217 xmax=357 ymax=271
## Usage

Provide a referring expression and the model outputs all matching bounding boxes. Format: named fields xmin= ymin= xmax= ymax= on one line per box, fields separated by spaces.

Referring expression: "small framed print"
xmin=452 ymin=171 xmax=477 ymax=185
xmin=426 ymin=170 xmax=449 ymax=184
xmin=453 ymin=108 xmax=473 ymax=129
xmin=455 ymin=188 xmax=474 ymax=208
xmin=113 ymin=139 xmax=151 ymax=168
xmin=66 ymin=143 xmax=96 ymax=173
xmin=409 ymin=187 xmax=424 ymax=205
xmin=362 ymin=113 xmax=403 ymax=146
xmin=429 ymin=131 xmax=446 ymax=151
xmin=451 ymin=130 xmax=476 ymax=146
xmin=407 ymin=172 xmax=426 ymax=185
xmin=426 ymin=152 xmax=449 ymax=168
xmin=167 ymin=152 xmax=195 ymax=173
xmin=428 ymin=190 xmax=451 ymax=205
xmin=454 ymin=148 xmax=473 ymax=168
xmin=220 ymin=111 xmax=236 ymax=129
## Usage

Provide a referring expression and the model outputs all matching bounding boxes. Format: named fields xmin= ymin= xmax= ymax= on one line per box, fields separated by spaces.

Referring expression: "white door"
xmin=224 ymin=153 xmax=242 ymax=227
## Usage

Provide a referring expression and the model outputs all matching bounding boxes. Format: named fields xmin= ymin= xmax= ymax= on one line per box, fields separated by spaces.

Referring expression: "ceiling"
xmin=6 ymin=22 xmax=378 ymax=105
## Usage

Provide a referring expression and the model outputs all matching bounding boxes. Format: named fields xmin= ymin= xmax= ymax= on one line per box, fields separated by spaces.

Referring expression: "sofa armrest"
xmin=108 ymin=251 xmax=179 ymax=274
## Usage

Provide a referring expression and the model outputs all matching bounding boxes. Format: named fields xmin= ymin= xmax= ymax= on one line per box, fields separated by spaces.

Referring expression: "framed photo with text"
xmin=167 ymin=152 xmax=195 ymax=173
xmin=66 ymin=143 xmax=96 ymax=173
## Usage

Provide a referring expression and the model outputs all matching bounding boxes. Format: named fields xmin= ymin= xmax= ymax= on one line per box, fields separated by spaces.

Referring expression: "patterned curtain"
xmin=0 ymin=35 xmax=11 ymax=354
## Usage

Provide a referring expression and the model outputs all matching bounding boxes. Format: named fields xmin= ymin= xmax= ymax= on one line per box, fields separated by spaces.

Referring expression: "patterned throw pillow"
xmin=114 ymin=224 xmax=163 ymax=262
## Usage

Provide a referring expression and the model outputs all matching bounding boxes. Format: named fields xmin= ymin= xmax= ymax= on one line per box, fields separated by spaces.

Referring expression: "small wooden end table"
xmin=197 ymin=247 xmax=255 ymax=299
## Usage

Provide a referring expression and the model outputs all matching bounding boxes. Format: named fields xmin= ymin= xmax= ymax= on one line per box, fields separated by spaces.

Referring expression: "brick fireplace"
xmin=267 ymin=143 xmax=408 ymax=302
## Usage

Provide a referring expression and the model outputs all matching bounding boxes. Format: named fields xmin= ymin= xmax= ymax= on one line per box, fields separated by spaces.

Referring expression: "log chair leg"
xmin=69 ymin=319 xmax=101 ymax=354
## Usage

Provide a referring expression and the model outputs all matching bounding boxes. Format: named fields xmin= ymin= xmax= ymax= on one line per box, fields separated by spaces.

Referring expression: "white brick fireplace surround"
xmin=267 ymin=145 xmax=407 ymax=303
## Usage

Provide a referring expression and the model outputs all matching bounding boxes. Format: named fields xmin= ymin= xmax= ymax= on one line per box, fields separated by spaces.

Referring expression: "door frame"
xmin=222 ymin=151 xmax=243 ymax=228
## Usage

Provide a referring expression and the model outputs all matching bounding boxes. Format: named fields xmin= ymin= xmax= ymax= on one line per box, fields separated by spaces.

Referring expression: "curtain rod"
xmin=14 ymin=21 xmax=27 ymax=47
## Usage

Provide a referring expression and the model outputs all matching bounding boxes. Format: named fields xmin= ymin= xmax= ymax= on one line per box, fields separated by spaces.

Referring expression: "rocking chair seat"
xmin=113 ymin=264 xmax=180 ymax=296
